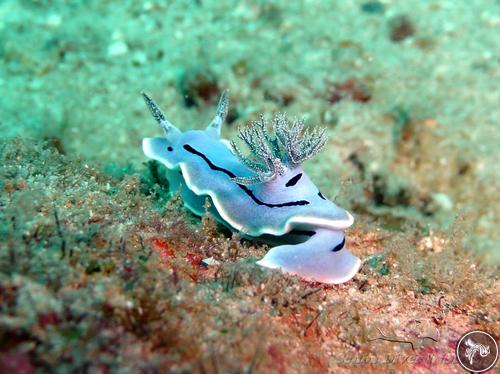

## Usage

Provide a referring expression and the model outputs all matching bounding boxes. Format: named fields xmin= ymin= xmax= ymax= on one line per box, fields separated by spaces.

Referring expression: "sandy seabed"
xmin=0 ymin=1 xmax=498 ymax=373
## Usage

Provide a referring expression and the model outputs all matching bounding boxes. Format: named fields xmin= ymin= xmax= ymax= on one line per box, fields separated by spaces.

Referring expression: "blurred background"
xmin=2 ymin=0 xmax=498 ymax=260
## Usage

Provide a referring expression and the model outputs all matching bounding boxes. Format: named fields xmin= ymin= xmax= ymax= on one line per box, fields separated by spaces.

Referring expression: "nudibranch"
xmin=142 ymin=90 xmax=361 ymax=284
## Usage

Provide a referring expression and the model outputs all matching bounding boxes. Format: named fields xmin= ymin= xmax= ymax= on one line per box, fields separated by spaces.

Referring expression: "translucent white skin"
xmin=257 ymin=228 xmax=361 ymax=284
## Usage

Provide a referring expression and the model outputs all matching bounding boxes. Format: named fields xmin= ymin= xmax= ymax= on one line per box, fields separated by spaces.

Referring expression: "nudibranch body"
xmin=142 ymin=91 xmax=361 ymax=284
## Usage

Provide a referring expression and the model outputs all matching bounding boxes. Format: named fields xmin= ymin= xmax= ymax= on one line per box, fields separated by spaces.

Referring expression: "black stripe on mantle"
xmin=331 ymin=237 xmax=345 ymax=252
xmin=183 ymin=144 xmax=310 ymax=208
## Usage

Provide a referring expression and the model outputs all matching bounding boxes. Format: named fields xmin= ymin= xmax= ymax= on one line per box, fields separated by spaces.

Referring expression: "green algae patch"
xmin=417 ymin=276 xmax=433 ymax=295
xmin=366 ymin=254 xmax=390 ymax=276
xmin=367 ymin=254 xmax=384 ymax=269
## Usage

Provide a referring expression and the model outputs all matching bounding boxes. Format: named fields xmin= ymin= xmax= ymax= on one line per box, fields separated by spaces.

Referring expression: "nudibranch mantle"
xmin=142 ymin=90 xmax=361 ymax=284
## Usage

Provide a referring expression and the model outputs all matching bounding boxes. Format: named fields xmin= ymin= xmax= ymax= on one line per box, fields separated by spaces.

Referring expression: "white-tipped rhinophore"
xmin=206 ymin=90 xmax=229 ymax=138
xmin=142 ymin=92 xmax=181 ymax=141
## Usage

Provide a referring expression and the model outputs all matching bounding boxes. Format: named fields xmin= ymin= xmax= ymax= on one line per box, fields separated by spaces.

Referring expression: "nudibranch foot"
xmin=256 ymin=228 xmax=361 ymax=284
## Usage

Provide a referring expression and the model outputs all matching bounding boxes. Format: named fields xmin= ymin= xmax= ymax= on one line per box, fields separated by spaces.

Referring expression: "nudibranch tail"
xmin=256 ymin=228 xmax=361 ymax=284
xmin=141 ymin=92 xmax=181 ymax=141
xmin=206 ymin=89 xmax=229 ymax=138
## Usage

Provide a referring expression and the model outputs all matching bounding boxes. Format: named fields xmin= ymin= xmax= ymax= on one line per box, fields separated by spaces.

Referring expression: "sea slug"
xmin=142 ymin=91 xmax=360 ymax=284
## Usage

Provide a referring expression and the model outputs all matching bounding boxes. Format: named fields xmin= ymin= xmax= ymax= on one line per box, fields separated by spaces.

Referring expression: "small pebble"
xmin=108 ymin=41 xmax=129 ymax=57
xmin=132 ymin=51 xmax=148 ymax=66
xmin=431 ymin=192 xmax=453 ymax=211
xmin=201 ymin=257 xmax=220 ymax=266
xmin=45 ymin=14 xmax=62 ymax=28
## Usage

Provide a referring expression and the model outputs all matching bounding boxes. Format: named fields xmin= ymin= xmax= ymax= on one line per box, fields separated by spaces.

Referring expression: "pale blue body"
xmin=142 ymin=93 xmax=361 ymax=284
